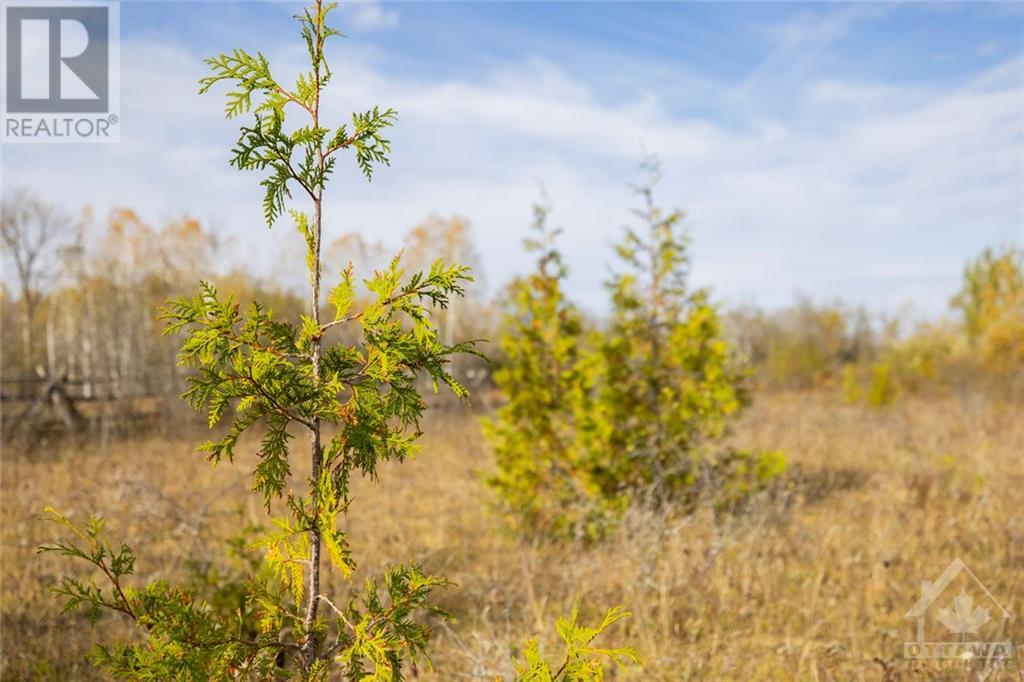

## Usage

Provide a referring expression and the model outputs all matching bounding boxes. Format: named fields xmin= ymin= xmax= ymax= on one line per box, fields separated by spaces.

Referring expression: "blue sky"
xmin=5 ymin=1 xmax=1023 ymax=318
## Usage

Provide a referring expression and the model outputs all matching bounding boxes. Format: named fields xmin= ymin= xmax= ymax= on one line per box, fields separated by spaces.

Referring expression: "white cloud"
xmin=344 ymin=2 xmax=398 ymax=32
xmin=3 ymin=25 xmax=1020 ymax=318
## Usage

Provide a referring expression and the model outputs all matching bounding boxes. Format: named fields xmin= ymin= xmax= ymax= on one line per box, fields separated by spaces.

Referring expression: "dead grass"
xmin=2 ymin=391 xmax=1022 ymax=680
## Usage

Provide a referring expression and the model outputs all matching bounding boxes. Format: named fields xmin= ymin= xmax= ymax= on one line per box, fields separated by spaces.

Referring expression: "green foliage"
xmin=159 ymin=261 xmax=472 ymax=508
xmin=198 ymin=2 xmax=395 ymax=226
xmin=486 ymin=160 xmax=749 ymax=537
xmin=339 ymin=106 xmax=399 ymax=180
xmin=589 ymin=159 xmax=747 ymax=506
xmin=332 ymin=565 xmax=453 ymax=680
xmin=38 ymin=507 xmax=136 ymax=626
xmin=39 ymin=509 xmax=458 ymax=680
xmin=513 ymin=600 xmax=641 ymax=681
xmin=42 ymin=3 xmax=475 ymax=679
xmin=482 ymin=201 xmax=611 ymax=537
xmin=38 ymin=507 xmax=288 ymax=679
xmin=40 ymin=5 xmax=641 ymax=679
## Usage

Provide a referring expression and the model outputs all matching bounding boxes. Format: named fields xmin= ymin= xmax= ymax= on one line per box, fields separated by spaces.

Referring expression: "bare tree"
xmin=1 ymin=190 xmax=74 ymax=373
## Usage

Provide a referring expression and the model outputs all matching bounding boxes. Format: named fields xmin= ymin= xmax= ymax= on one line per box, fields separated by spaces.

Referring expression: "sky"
xmin=4 ymin=0 xmax=1023 ymax=318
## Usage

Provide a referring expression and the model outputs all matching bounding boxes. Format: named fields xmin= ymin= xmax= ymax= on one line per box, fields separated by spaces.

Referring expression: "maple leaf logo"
xmin=936 ymin=591 xmax=991 ymax=634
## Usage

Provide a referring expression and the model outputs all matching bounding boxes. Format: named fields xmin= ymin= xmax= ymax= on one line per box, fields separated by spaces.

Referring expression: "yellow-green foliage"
xmin=865 ymin=361 xmax=898 ymax=407
xmin=715 ymin=449 xmax=789 ymax=511
xmin=840 ymin=361 xmax=900 ymax=408
xmin=584 ymin=162 xmax=748 ymax=506
xmin=482 ymin=202 xmax=612 ymax=537
xmin=40 ymin=4 xmax=477 ymax=678
xmin=840 ymin=364 xmax=862 ymax=404
xmin=486 ymin=162 xmax=766 ymax=538
xmin=513 ymin=600 xmax=641 ymax=681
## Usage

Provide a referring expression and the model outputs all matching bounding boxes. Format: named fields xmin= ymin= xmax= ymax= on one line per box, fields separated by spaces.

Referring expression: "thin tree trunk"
xmin=82 ymin=291 xmax=93 ymax=400
xmin=64 ymin=300 xmax=73 ymax=380
xmin=22 ymin=296 xmax=34 ymax=374
xmin=46 ymin=302 xmax=56 ymax=376
xmin=302 ymin=197 xmax=324 ymax=662
xmin=301 ymin=3 xmax=325 ymax=663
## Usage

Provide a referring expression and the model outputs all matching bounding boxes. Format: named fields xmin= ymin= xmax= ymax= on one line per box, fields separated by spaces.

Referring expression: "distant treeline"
xmin=2 ymin=189 xmax=1021 ymax=417
xmin=726 ymin=246 xmax=1023 ymax=399
xmin=0 ymin=191 xmax=491 ymax=409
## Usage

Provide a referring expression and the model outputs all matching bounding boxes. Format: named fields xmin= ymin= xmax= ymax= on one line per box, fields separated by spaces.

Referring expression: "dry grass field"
xmin=2 ymin=391 xmax=1022 ymax=681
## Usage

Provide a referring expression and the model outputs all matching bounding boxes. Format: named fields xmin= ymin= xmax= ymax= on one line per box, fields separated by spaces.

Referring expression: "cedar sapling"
xmin=597 ymin=161 xmax=786 ymax=513
xmin=482 ymin=200 xmax=616 ymax=538
xmin=39 ymin=2 xmax=477 ymax=678
xmin=594 ymin=157 xmax=747 ymax=502
xmin=486 ymin=158 xmax=785 ymax=537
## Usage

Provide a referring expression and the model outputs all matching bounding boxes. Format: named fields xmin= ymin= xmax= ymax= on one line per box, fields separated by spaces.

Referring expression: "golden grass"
xmin=2 ymin=391 xmax=1022 ymax=680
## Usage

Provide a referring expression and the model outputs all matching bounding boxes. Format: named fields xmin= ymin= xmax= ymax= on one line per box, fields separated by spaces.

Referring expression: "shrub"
xmin=712 ymin=449 xmax=789 ymax=511
xmin=883 ymin=322 xmax=957 ymax=394
xmin=840 ymin=364 xmax=863 ymax=404
xmin=486 ymin=160 xmax=760 ymax=537
xmin=482 ymin=201 xmax=610 ymax=537
xmin=839 ymin=360 xmax=899 ymax=408
xmin=595 ymin=164 xmax=747 ymax=500
xmin=865 ymin=361 xmax=899 ymax=407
